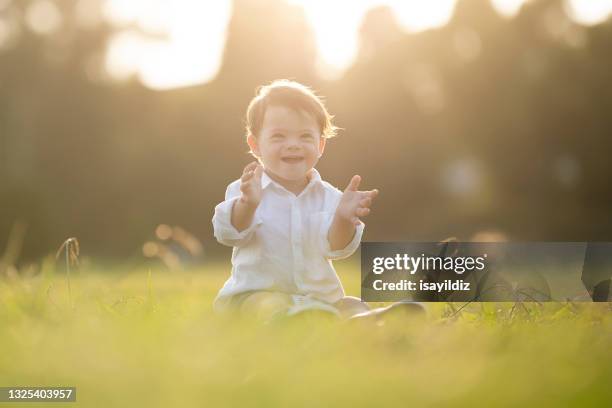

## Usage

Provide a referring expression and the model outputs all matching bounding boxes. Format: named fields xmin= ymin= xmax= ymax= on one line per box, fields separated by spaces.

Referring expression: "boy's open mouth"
xmin=281 ymin=156 xmax=304 ymax=164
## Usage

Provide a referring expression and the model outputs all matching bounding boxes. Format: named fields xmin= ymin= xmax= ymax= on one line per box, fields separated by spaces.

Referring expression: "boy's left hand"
xmin=336 ymin=175 xmax=379 ymax=226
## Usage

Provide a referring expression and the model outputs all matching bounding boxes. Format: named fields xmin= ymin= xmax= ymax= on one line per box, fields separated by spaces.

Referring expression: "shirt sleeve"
xmin=319 ymin=212 xmax=365 ymax=260
xmin=212 ymin=181 xmax=262 ymax=248
xmin=317 ymin=186 xmax=365 ymax=260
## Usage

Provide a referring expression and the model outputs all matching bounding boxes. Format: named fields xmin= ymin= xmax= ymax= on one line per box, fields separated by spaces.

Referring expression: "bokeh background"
xmin=1 ymin=0 xmax=612 ymax=264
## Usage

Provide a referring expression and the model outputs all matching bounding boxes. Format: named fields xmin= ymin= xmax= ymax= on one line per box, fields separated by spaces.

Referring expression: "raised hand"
xmin=239 ymin=161 xmax=264 ymax=208
xmin=336 ymin=175 xmax=379 ymax=226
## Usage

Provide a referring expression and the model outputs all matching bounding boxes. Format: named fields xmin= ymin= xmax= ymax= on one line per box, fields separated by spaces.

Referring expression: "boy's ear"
xmin=318 ymin=137 xmax=326 ymax=157
xmin=247 ymin=134 xmax=260 ymax=157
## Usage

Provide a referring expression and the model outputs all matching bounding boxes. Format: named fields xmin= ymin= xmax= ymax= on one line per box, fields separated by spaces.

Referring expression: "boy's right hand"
xmin=239 ymin=161 xmax=264 ymax=208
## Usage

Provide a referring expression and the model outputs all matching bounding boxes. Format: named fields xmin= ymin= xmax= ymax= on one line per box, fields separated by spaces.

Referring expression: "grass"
xmin=0 ymin=259 xmax=610 ymax=407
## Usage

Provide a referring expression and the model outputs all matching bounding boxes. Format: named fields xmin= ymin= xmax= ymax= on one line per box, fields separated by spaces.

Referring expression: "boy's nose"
xmin=286 ymin=140 xmax=300 ymax=150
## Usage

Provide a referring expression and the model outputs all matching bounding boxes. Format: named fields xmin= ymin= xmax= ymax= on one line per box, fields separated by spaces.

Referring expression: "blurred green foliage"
xmin=1 ymin=0 xmax=612 ymax=261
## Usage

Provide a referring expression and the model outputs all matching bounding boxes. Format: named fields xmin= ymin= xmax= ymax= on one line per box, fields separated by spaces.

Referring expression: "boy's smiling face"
xmin=248 ymin=105 xmax=326 ymax=188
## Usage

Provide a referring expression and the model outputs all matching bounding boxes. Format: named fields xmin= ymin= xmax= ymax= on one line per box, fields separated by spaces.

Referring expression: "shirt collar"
xmin=261 ymin=168 xmax=323 ymax=194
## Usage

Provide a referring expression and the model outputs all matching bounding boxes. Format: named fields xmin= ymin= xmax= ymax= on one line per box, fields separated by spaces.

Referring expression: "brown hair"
xmin=245 ymin=79 xmax=338 ymax=140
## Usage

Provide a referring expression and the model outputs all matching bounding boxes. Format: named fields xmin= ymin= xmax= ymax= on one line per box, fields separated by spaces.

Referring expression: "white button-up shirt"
xmin=212 ymin=168 xmax=364 ymax=311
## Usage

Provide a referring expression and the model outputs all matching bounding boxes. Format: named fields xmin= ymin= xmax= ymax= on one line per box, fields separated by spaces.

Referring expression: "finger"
xmin=359 ymin=197 xmax=372 ymax=207
xmin=241 ymin=171 xmax=254 ymax=182
xmin=240 ymin=179 xmax=254 ymax=191
xmin=254 ymin=164 xmax=264 ymax=181
xmin=345 ymin=175 xmax=361 ymax=192
xmin=356 ymin=207 xmax=370 ymax=217
xmin=351 ymin=216 xmax=359 ymax=225
xmin=366 ymin=189 xmax=379 ymax=199
xmin=243 ymin=161 xmax=259 ymax=175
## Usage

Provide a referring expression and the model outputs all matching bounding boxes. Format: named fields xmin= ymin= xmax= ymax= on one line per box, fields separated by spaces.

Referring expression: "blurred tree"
xmin=1 ymin=0 xmax=611 ymax=263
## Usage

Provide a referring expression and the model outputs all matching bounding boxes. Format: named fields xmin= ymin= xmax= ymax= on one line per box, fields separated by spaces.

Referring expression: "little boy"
xmin=212 ymin=80 xmax=379 ymax=320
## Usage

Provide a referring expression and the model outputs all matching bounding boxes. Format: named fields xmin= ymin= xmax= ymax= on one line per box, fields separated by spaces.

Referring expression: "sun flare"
xmin=103 ymin=0 xmax=612 ymax=90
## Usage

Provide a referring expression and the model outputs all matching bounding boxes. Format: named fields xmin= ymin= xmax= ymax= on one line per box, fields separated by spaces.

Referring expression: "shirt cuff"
xmin=212 ymin=197 xmax=262 ymax=247
xmin=320 ymin=212 xmax=365 ymax=260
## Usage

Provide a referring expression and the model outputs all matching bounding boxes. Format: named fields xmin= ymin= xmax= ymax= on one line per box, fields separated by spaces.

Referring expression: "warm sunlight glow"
xmin=490 ymin=0 xmax=526 ymax=18
xmin=288 ymin=0 xmax=457 ymax=79
xmin=106 ymin=0 xmax=460 ymax=87
xmin=564 ymin=0 xmax=612 ymax=25
xmin=385 ymin=0 xmax=457 ymax=32
xmin=286 ymin=0 xmax=369 ymax=79
xmin=103 ymin=0 xmax=612 ymax=90
xmin=104 ymin=0 xmax=231 ymax=90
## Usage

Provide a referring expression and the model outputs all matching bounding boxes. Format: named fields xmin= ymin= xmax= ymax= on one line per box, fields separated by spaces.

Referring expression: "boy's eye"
xmin=271 ymin=133 xmax=284 ymax=139
xmin=300 ymin=133 xmax=314 ymax=140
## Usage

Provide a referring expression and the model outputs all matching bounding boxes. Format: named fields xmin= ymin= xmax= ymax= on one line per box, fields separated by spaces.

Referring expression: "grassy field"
xmin=0 ymin=259 xmax=610 ymax=407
